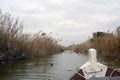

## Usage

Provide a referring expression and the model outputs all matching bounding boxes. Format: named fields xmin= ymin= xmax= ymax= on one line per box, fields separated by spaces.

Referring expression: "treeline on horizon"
xmin=71 ymin=27 xmax=120 ymax=61
xmin=0 ymin=9 xmax=63 ymax=63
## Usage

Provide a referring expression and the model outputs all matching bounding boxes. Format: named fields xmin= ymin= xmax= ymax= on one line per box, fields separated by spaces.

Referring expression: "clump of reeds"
xmin=0 ymin=9 xmax=63 ymax=62
xmin=71 ymin=27 xmax=120 ymax=61
xmin=72 ymin=40 xmax=92 ymax=53
xmin=29 ymin=32 xmax=63 ymax=57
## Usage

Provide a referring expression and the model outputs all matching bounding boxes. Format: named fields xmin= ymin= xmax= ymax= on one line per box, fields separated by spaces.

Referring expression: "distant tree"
xmin=93 ymin=32 xmax=105 ymax=38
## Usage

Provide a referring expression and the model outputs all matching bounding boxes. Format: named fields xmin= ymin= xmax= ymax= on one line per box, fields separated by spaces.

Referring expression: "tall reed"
xmin=0 ymin=9 xmax=63 ymax=62
xmin=72 ymin=27 xmax=120 ymax=61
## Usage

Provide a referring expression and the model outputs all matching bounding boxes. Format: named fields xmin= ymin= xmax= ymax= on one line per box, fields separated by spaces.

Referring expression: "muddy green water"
xmin=0 ymin=50 xmax=88 ymax=80
xmin=0 ymin=50 xmax=119 ymax=80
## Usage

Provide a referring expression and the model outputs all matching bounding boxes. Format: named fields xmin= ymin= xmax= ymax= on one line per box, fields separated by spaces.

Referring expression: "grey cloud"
xmin=0 ymin=0 xmax=120 ymax=46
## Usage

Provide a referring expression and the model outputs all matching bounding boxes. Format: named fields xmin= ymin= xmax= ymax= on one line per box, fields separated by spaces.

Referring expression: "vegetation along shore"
xmin=0 ymin=9 xmax=63 ymax=65
xmin=0 ymin=9 xmax=120 ymax=67
xmin=71 ymin=27 xmax=120 ymax=62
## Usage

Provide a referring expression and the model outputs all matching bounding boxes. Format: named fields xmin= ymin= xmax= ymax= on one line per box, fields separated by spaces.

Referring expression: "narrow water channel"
xmin=0 ymin=50 xmax=88 ymax=80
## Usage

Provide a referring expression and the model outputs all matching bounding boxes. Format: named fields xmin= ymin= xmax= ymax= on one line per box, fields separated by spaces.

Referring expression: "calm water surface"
xmin=0 ymin=50 xmax=88 ymax=80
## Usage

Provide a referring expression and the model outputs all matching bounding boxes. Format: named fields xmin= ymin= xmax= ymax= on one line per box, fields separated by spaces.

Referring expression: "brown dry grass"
xmin=72 ymin=27 xmax=120 ymax=61
xmin=0 ymin=9 xmax=63 ymax=60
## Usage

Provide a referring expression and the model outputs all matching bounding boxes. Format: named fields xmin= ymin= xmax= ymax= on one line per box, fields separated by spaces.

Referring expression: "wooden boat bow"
xmin=69 ymin=48 xmax=120 ymax=80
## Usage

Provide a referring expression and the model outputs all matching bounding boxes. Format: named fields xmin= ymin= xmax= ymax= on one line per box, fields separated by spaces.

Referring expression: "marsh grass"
xmin=0 ymin=9 xmax=63 ymax=62
xmin=72 ymin=27 xmax=120 ymax=61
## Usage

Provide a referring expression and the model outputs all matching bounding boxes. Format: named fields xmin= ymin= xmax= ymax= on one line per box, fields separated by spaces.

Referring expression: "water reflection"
xmin=0 ymin=50 xmax=88 ymax=80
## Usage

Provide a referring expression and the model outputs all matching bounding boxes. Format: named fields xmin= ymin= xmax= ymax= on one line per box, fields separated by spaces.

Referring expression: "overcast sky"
xmin=0 ymin=0 xmax=120 ymax=46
